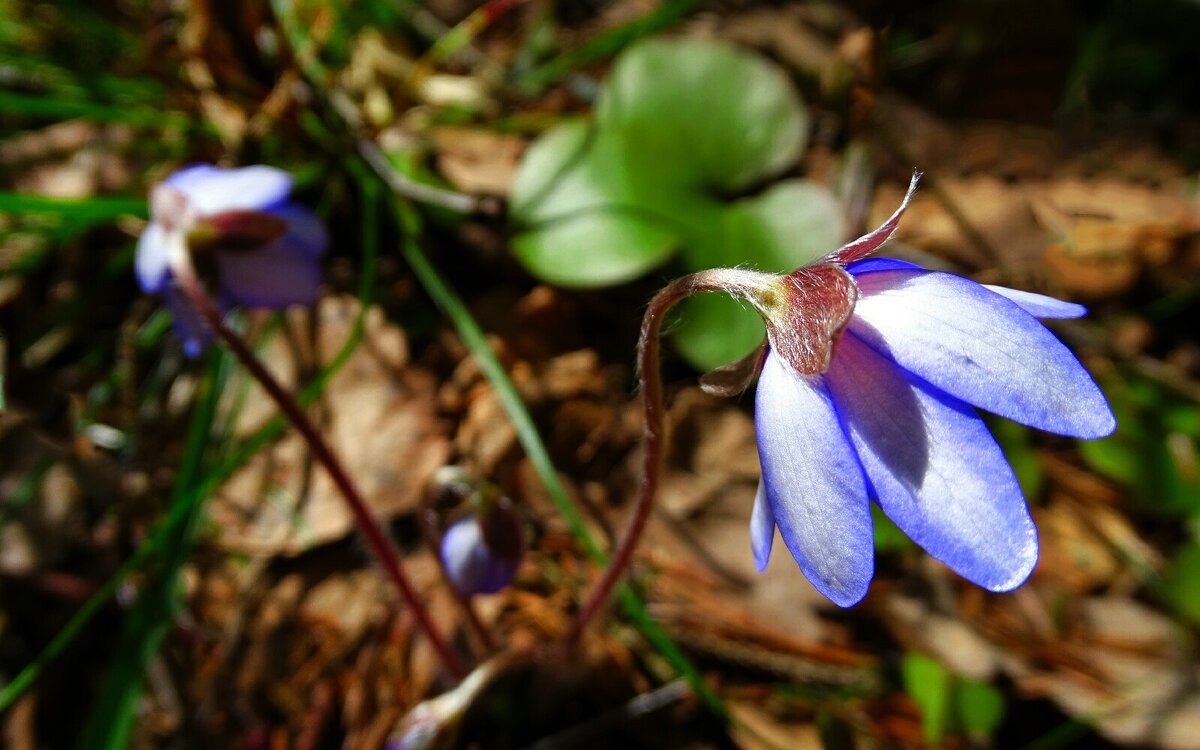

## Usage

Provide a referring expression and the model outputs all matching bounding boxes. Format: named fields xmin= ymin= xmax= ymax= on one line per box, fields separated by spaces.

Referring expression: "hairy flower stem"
xmin=170 ymin=258 xmax=467 ymax=680
xmin=568 ymin=269 xmax=771 ymax=641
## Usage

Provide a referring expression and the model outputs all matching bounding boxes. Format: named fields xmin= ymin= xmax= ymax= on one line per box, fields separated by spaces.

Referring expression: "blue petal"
xmin=755 ymin=351 xmax=874 ymax=606
xmin=215 ymin=237 xmax=322 ymax=309
xmin=983 ymin=285 xmax=1087 ymax=319
xmin=846 ymin=257 xmax=922 ymax=275
xmin=269 ymin=204 xmax=329 ymax=259
xmin=749 ymin=482 xmax=775 ymax=572
xmin=850 ymin=269 xmax=1115 ymax=439
xmin=440 ymin=516 xmax=516 ymax=595
xmin=850 ymin=261 xmax=1088 ymax=320
xmin=161 ymin=285 xmax=214 ymax=357
xmin=164 ymin=164 xmax=293 ymax=215
xmin=135 ymin=222 xmax=170 ymax=293
xmin=827 ymin=333 xmax=1038 ymax=591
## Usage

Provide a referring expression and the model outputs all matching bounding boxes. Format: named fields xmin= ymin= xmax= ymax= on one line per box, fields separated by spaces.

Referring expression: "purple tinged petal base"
xmin=216 ymin=239 xmax=323 ymax=309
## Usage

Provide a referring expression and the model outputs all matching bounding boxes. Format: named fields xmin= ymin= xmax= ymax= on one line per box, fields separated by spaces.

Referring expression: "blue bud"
xmin=439 ymin=499 xmax=524 ymax=597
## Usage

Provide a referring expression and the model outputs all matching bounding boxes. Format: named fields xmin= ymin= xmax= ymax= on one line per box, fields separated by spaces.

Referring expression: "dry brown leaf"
xmin=1013 ymin=597 xmax=1200 ymax=750
xmin=883 ymin=595 xmax=1004 ymax=681
xmin=656 ymin=388 xmax=759 ymax=517
xmin=0 ymin=121 xmax=136 ymax=197
xmin=299 ymin=569 xmax=389 ymax=645
xmin=433 ymin=126 xmax=525 ymax=195
xmin=728 ymin=699 xmax=823 ymax=750
xmin=455 ymin=384 xmax=519 ymax=476
xmin=1035 ymin=500 xmax=1126 ymax=592
xmin=872 ymin=175 xmax=1049 ymax=267
xmin=1032 ymin=178 xmax=1196 ymax=296
xmin=210 ymin=296 xmax=451 ymax=555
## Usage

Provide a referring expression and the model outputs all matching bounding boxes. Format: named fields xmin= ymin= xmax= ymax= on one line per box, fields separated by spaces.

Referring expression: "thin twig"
xmin=170 ymin=258 xmax=467 ymax=680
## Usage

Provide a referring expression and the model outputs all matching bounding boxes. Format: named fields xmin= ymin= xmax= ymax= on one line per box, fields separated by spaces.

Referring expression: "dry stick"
xmin=567 ymin=270 xmax=750 ymax=641
xmin=170 ymin=259 xmax=467 ymax=680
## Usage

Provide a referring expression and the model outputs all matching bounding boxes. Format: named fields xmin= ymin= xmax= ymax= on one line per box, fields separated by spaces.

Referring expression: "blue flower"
xmin=747 ymin=179 xmax=1115 ymax=606
xmin=439 ymin=500 xmax=526 ymax=596
xmin=136 ymin=165 xmax=328 ymax=355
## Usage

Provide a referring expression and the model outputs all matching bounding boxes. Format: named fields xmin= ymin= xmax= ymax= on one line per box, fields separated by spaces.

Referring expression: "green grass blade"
xmin=0 ymin=192 xmax=147 ymax=221
xmin=0 ymin=92 xmax=196 ymax=130
xmin=394 ymin=198 xmax=726 ymax=718
xmin=77 ymin=349 xmax=227 ymax=749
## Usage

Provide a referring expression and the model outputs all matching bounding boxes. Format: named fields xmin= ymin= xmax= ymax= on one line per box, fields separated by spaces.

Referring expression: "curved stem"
xmin=171 ymin=260 xmax=467 ymax=680
xmin=568 ymin=270 xmax=764 ymax=641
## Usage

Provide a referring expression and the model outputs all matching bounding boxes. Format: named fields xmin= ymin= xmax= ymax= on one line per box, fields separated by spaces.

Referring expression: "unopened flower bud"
xmin=439 ymin=498 xmax=525 ymax=596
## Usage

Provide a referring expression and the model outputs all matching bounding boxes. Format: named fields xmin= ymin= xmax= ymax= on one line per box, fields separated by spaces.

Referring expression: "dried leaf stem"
xmin=170 ymin=254 xmax=467 ymax=680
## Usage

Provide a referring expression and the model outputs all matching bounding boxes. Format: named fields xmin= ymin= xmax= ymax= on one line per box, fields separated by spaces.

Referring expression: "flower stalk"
xmin=169 ymin=252 xmax=468 ymax=680
xmin=567 ymin=269 xmax=771 ymax=640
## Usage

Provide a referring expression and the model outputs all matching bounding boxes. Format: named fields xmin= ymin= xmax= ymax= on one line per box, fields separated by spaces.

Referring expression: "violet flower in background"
xmin=136 ymin=165 xmax=328 ymax=355
xmin=743 ymin=176 xmax=1115 ymax=606
xmin=440 ymin=499 xmax=526 ymax=596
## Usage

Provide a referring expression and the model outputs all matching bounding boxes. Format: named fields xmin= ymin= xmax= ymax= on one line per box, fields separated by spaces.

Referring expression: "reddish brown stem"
xmin=171 ymin=262 xmax=467 ymax=680
xmin=567 ymin=270 xmax=769 ymax=641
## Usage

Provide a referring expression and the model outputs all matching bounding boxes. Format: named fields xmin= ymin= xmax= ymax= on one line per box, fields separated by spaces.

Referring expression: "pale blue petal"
xmin=983 ymin=285 xmax=1087 ymax=319
xmin=850 ymin=269 xmax=1115 ymax=439
xmin=850 ymin=259 xmax=1087 ymax=321
xmin=215 ymin=238 xmax=321 ymax=309
xmin=165 ymin=165 xmax=293 ymax=215
xmin=755 ymin=351 xmax=874 ymax=606
xmin=135 ymin=222 xmax=170 ymax=293
xmin=827 ymin=333 xmax=1038 ymax=591
xmin=749 ymin=481 xmax=775 ymax=572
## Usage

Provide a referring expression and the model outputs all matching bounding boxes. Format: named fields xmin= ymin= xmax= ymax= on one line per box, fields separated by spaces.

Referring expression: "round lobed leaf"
xmin=597 ymin=37 xmax=809 ymax=192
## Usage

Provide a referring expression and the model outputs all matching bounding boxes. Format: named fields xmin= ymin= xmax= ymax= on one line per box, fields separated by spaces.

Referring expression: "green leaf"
xmin=989 ymin=419 xmax=1045 ymax=500
xmin=510 ymin=37 xmax=830 ymax=367
xmin=597 ymin=37 xmax=808 ymax=191
xmin=1081 ymin=375 xmax=1200 ymax=516
xmin=513 ymin=211 xmax=680 ymax=288
xmin=1161 ymin=542 xmax=1200 ymax=625
xmin=671 ymin=292 xmax=766 ymax=373
xmin=0 ymin=192 xmax=146 ymax=222
xmin=671 ymin=180 xmax=843 ymax=370
xmin=956 ymin=678 xmax=1005 ymax=743
xmin=511 ymin=121 xmax=689 ymax=286
xmin=902 ymin=652 xmax=952 ymax=746
xmin=871 ymin=502 xmax=913 ymax=553
xmin=702 ymin=180 xmax=844 ymax=270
